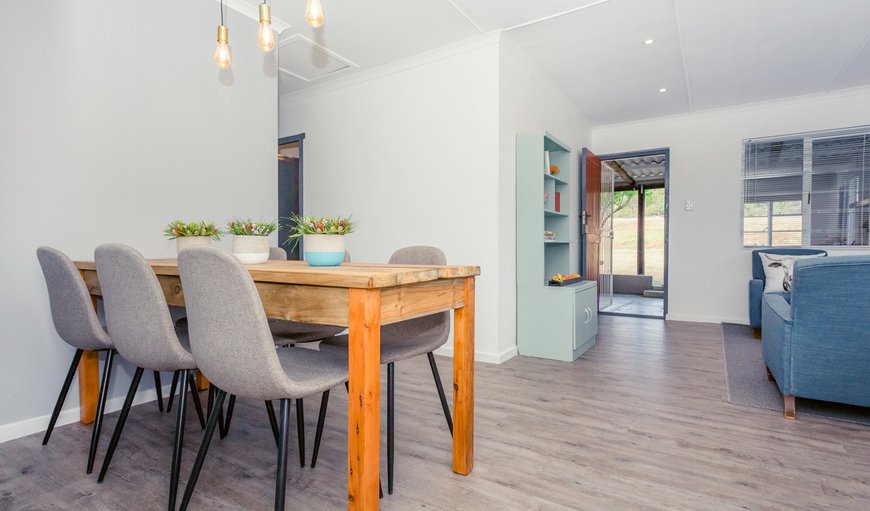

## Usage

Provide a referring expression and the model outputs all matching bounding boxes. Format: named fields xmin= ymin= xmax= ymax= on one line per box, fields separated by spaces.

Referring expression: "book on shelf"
xmin=544 ymin=151 xmax=550 ymax=174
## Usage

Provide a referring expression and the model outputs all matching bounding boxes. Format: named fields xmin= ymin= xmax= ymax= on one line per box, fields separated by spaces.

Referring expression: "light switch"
xmin=684 ymin=200 xmax=695 ymax=211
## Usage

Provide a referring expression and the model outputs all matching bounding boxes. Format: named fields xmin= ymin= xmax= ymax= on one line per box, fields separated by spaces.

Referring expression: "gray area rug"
xmin=721 ymin=322 xmax=870 ymax=425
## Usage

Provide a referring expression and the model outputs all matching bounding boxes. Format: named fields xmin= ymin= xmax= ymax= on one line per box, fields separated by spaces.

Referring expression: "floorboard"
xmin=1 ymin=316 xmax=868 ymax=510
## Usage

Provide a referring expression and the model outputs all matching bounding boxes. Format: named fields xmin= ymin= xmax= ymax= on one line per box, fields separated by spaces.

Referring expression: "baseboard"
xmin=0 ymin=384 xmax=173 ymax=445
xmin=665 ymin=313 xmax=748 ymax=325
xmin=433 ymin=345 xmax=518 ymax=364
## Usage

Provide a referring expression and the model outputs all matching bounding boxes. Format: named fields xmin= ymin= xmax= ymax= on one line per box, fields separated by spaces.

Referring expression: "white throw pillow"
xmin=759 ymin=252 xmax=825 ymax=293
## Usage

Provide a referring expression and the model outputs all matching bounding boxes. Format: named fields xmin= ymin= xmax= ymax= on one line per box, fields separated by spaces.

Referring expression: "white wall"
xmin=0 ymin=0 xmax=277 ymax=442
xmin=593 ymin=88 xmax=870 ymax=324
xmin=279 ymin=36 xmax=502 ymax=361
xmin=497 ymin=35 xmax=591 ymax=358
xmin=278 ymin=34 xmax=591 ymax=363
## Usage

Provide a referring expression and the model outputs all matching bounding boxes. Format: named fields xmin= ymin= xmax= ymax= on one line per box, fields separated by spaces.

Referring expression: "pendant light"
xmin=257 ymin=1 xmax=276 ymax=52
xmin=214 ymin=0 xmax=231 ymax=68
xmin=306 ymin=0 xmax=325 ymax=28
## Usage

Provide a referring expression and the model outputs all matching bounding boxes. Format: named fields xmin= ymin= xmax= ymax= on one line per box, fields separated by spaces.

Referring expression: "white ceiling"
xmin=229 ymin=0 xmax=870 ymax=125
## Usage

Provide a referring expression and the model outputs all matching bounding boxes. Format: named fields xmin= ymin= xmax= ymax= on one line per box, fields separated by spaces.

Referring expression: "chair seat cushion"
xmin=320 ymin=328 xmax=448 ymax=365
xmin=269 ymin=320 xmax=345 ymax=344
xmin=273 ymin=347 xmax=348 ymax=399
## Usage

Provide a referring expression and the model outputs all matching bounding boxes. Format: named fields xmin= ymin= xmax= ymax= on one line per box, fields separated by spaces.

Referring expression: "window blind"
xmin=741 ymin=126 xmax=870 ymax=247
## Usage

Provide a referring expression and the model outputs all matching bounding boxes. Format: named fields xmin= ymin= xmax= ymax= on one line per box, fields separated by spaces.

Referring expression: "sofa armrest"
xmin=748 ymin=279 xmax=764 ymax=328
xmin=763 ymin=293 xmax=792 ymax=323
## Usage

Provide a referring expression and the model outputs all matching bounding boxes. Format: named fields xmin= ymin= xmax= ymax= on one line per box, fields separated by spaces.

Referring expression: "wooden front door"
xmin=581 ymin=148 xmax=601 ymax=301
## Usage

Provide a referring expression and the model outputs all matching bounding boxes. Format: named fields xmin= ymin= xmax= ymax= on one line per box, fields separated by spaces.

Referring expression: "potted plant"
xmin=285 ymin=214 xmax=355 ymax=266
xmin=163 ymin=220 xmax=221 ymax=255
xmin=227 ymin=218 xmax=279 ymax=264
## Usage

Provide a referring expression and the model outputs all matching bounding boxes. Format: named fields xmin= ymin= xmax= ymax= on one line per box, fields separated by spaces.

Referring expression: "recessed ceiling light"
xmin=658 ymin=88 xmax=667 ymax=93
xmin=643 ymin=39 xmax=655 ymax=45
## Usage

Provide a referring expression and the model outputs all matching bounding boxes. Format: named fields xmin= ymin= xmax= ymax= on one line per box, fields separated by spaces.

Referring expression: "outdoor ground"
xmin=611 ymin=216 xmax=664 ymax=286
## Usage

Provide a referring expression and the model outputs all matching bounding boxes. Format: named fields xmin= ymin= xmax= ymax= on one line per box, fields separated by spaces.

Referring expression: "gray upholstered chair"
xmin=175 ymin=247 xmax=349 ymax=511
xmin=318 ymin=246 xmax=453 ymax=494
xmin=36 ymin=246 xmax=167 ymax=474
xmin=94 ymin=244 xmax=206 ymax=511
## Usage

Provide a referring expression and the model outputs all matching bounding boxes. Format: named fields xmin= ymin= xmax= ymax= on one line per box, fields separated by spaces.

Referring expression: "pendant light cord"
xmin=220 ymin=0 xmax=224 ymax=25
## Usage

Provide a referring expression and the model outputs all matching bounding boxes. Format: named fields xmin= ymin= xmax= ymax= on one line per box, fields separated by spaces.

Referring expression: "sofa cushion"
xmin=759 ymin=252 xmax=825 ymax=293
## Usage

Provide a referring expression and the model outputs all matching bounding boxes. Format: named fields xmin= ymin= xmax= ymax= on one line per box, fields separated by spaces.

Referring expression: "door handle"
xmin=584 ymin=307 xmax=592 ymax=323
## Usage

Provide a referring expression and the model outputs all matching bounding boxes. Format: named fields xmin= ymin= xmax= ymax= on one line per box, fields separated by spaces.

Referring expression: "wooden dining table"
xmin=73 ymin=259 xmax=479 ymax=510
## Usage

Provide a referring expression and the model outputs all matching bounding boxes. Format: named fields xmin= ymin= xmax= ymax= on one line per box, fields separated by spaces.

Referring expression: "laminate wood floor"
xmin=2 ymin=316 xmax=869 ymax=510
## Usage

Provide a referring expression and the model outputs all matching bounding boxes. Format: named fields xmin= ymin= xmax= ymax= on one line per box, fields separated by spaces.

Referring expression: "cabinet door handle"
xmin=585 ymin=307 xmax=592 ymax=323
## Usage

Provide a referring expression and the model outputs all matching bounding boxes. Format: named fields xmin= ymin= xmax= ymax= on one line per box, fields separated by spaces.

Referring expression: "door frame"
xmin=278 ymin=133 xmax=305 ymax=258
xmin=587 ymin=147 xmax=670 ymax=318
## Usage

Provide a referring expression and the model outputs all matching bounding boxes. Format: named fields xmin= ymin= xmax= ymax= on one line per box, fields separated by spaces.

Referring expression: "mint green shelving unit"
xmin=516 ymin=132 xmax=597 ymax=362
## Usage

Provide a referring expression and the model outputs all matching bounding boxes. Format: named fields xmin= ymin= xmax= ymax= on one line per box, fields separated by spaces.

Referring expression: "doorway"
xmin=278 ymin=134 xmax=305 ymax=260
xmin=582 ymin=148 xmax=669 ymax=319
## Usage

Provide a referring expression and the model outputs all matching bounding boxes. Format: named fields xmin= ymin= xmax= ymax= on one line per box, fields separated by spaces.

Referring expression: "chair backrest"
xmin=178 ymin=247 xmax=295 ymax=399
xmin=751 ymin=248 xmax=827 ymax=280
xmin=788 ymin=255 xmax=870 ymax=403
xmin=383 ymin=246 xmax=450 ymax=339
xmin=94 ymin=244 xmax=195 ymax=371
xmin=36 ymin=246 xmax=112 ymax=351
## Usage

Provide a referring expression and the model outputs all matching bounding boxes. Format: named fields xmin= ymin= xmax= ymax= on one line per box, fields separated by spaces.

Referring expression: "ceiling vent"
xmin=278 ymin=35 xmax=356 ymax=82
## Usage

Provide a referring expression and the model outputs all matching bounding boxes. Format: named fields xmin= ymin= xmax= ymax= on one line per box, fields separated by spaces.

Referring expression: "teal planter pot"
xmin=303 ymin=234 xmax=345 ymax=266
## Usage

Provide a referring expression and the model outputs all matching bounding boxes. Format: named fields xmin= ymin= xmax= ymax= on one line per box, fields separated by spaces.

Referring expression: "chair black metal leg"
xmin=166 ymin=370 xmax=180 ymax=413
xmin=275 ymin=399 xmax=292 ymax=511
xmin=207 ymin=383 xmax=214 ymax=418
xmin=265 ymin=400 xmax=280 ymax=448
xmin=427 ymin=352 xmax=453 ymax=435
xmin=295 ymin=398 xmax=305 ymax=468
xmin=86 ymin=349 xmax=115 ymax=474
xmin=219 ymin=394 xmax=236 ymax=439
xmin=98 ymin=366 xmax=144 ymax=483
xmin=311 ymin=391 xmax=330 ymax=468
xmin=178 ymin=390 xmax=226 ymax=511
xmin=168 ymin=369 xmax=190 ymax=511
xmin=43 ymin=349 xmax=84 ymax=445
xmin=154 ymin=371 xmax=164 ymax=413
xmin=387 ymin=362 xmax=395 ymax=495
xmin=187 ymin=373 xmax=206 ymax=429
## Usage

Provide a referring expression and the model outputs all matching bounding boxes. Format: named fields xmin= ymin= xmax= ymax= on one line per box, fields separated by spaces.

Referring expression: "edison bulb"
xmin=258 ymin=21 xmax=276 ymax=51
xmin=214 ymin=41 xmax=231 ymax=69
xmin=306 ymin=0 xmax=325 ymax=28
xmin=214 ymin=24 xmax=231 ymax=69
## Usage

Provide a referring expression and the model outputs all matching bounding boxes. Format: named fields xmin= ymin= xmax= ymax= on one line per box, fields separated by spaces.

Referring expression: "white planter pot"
xmin=232 ymin=235 xmax=270 ymax=264
xmin=176 ymin=236 xmax=212 ymax=256
xmin=303 ymin=234 xmax=345 ymax=266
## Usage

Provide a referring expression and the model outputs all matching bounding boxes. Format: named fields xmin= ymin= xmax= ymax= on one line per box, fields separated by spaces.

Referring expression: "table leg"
xmin=79 ymin=293 xmax=101 ymax=424
xmin=452 ymin=277 xmax=475 ymax=475
xmin=78 ymin=351 xmax=100 ymax=424
xmin=196 ymin=372 xmax=210 ymax=392
xmin=347 ymin=288 xmax=381 ymax=510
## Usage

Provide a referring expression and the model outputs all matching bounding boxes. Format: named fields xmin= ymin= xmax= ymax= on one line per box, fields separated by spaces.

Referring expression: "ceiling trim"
xmin=592 ymin=84 xmax=870 ymax=132
xmin=217 ymin=0 xmax=292 ymax=34
xmin=279 ymin=32 xmax=501 ymax=103
xmin=444 ymin=0 xmax=487 ymax=35
xmin=829 ymin=26 xmax=870 ymax=91
xmin=671 ymin=0 xmax=694 ymax=113
xmin=503 ymin=0 xmax=612 ymax=32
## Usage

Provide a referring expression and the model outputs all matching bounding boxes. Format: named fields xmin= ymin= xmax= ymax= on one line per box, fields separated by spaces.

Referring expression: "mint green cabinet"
xmin=516 ymin=132 xmax=597 ymax=361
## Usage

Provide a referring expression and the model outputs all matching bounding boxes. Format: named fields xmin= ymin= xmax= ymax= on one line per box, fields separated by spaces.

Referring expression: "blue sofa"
xmin=749 ymin=248 xmax=827 ymax=329
xmin=761 ymin=255 xmax=870 ymax=419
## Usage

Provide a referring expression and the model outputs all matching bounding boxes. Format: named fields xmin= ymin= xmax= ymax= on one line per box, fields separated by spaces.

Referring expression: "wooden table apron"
xmin=74 ymin=260 xmax=477 ymax=511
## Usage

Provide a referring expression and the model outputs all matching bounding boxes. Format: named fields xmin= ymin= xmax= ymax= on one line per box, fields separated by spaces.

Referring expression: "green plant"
xmin=163 ymin=220 xmax=222 ymax=240
xmin=284 ymin=213 xmax=355 ymax=247
xmin=226 ymin=219 xmax=279 ymax=236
